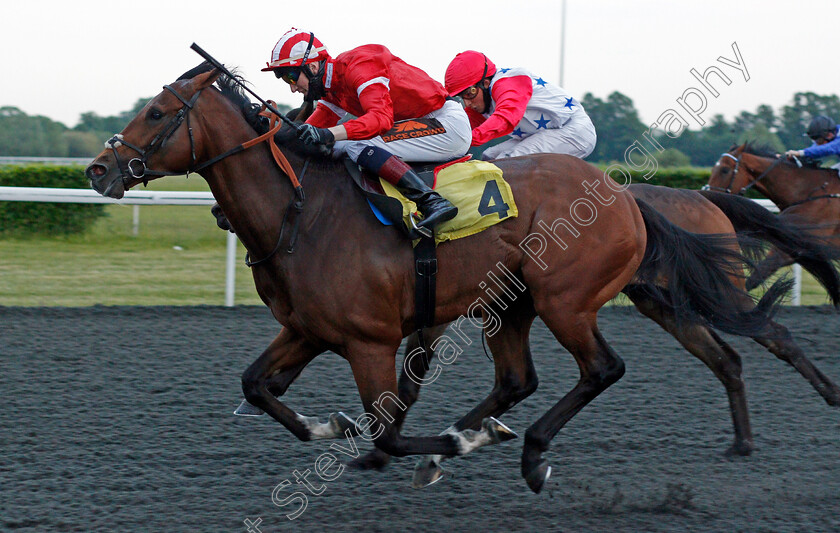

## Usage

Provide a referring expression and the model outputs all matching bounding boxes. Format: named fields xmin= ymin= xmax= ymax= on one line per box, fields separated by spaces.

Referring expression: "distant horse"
xmin=347 ymin=185 xmax=840 ymax=484
xmin=706 ymin=142 xmax=840 ymax=290
xmin=86 ymin=64 xmax=786 ymax=493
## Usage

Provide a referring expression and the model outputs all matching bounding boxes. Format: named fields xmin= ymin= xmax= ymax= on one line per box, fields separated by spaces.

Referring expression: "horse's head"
xmin=705 ymin=143 xmax=751 ymax=194
xmin=86 ymin=68 xmax=221 ymax=198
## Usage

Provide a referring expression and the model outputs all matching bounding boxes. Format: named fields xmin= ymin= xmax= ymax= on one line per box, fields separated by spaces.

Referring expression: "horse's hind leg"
xmin=349 ymin=324 xmax=449 ymax=471
xmin=625 ymin=287 xmax=755 ymax=455
xmin=345 ymin=340 xmax=512 ymax=459
xmin=754 ymin=321 xmax=840 ymax=406
xmin=521 ymin=311 xmax=625 ymax=494
xmin=413 ymin=303 xmax=539 ymax=487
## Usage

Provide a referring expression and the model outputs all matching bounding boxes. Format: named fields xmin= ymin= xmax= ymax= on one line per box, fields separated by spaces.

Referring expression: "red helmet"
xmin=261 ymin=28 xmax=329 ymax=72
xmin=445 ymin=51 xmax=496 ymax=96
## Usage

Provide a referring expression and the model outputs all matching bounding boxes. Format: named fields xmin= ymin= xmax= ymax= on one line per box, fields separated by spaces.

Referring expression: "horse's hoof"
xmin=233 ymin=399 xmax=264 ymax=416
xmin=484 ymin=417 xmax=518 ymax=443
xmin=725 ymin=440 xmax=755 ymax=457
xmin=523 ymin=460 xmax=552 ymax=494
xmin=329 ymin=412 xmax=361 ymax=437
xmin=412 ymin=457 xmax=448 ymax=489
xmin=348 ymin=450 xmax=392 ymax=471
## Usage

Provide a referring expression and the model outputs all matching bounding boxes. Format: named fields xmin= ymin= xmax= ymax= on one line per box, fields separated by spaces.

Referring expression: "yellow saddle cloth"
xmin=380 ymin=160 xmax=518 ymax=244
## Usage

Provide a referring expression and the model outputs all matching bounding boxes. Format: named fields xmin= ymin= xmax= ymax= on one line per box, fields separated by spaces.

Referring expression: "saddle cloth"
xmin=349 ymin=158 xmax=518 ymax=244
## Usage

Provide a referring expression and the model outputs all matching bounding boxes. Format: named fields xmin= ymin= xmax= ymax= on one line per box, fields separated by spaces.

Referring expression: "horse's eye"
xmin=149 ymin=109 xmax=163 ymax=121
xmin=720 ymin=167 xmax=730 ymax=174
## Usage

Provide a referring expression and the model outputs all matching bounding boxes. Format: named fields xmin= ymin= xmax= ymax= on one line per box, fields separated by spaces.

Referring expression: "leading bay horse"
xmin=86 ymin=64 xmax=786 ymax=493
xmin=706 ymin=142 xmax=840 ymax=291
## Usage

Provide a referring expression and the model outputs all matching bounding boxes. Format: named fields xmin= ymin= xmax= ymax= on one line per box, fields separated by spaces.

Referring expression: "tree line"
xmin=581 ymin=91 xmax=840 ymax=166
xmin=1 ymin=91 xmax=838 ymax=166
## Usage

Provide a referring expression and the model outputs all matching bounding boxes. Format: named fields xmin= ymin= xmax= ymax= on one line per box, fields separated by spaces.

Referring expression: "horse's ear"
xmin=192 ymin=68 xmax=222 ymax=90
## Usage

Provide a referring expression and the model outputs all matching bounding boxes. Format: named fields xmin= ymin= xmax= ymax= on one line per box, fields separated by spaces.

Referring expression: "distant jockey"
xmin=444 ymin=50 xmax=596 ymax=160
xmin=785 ymin=115 xmax=840 ymax=170
xmin=263 ymin=28 xmax=473 ymax=231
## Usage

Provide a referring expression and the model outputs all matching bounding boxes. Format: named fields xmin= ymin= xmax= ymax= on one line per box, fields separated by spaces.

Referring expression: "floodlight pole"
xmin=559 ymin=0 xmax=567 ymax=87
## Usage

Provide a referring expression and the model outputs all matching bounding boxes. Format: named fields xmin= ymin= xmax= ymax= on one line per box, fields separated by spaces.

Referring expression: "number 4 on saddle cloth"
xmin=344 ymin=155 xmax=519 ymax=244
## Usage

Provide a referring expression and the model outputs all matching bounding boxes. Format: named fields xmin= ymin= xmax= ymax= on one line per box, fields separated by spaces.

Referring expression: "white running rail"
xmin=0 ymin=188 xmax=802 ymax=306
xmin=0 ymin=186 xmax=240 ymax=307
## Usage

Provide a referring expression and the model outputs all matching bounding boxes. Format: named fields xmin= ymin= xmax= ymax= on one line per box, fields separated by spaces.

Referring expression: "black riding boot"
xmin=395 ymin=170 xmax=458 ymax=230
xmin=356 ymin=144 xmax=458 ymax=232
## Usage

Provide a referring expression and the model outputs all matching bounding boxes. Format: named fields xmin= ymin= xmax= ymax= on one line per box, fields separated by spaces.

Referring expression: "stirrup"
xmin=410 ymin=214 xmax=433 ymax=239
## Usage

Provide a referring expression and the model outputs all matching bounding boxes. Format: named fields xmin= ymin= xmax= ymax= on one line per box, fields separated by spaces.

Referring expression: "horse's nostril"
xmin=87 ymin=164 xmax=107 ymax=179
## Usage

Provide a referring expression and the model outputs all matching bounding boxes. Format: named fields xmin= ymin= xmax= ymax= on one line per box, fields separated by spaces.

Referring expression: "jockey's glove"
xmin=298 ymin=124 xmax=335 ymax=146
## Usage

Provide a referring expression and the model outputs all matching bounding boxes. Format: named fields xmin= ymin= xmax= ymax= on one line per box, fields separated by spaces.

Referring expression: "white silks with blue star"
xmin=489 ymin=67 xmax=585 ymax=139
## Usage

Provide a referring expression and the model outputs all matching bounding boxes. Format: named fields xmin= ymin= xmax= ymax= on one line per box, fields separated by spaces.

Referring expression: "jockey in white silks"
xmin=445 ymin=50 xmax=596 ymax=160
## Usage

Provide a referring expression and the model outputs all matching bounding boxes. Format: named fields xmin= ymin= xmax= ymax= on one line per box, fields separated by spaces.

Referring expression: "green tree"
xmin=656 ymin=148 xmax=691 ymax=167
xmin=0 ymin=106 xmax=69 ymax=156
xmin=667 ymin=114 xmax=737 ymax=166
xmin=581 ymin=91 xmax=646 ymax=162
xmin=737 ymin=123 xmax=785 ymax=153
xmin=777 ymin=92 xmax=840 ymax=149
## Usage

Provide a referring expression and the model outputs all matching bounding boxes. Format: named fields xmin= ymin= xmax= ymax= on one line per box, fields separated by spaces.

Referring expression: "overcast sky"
xmin=2 ymin=0 xmax=837 ymax=129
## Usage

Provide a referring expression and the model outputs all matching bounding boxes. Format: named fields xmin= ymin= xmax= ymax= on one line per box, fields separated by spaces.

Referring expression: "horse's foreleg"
xmin=746 ymin=248 xmax=794 ymax=290
xmin=234 ymin=357 xmax=311 ymax=416
xmin=346 ymin=341 xmax=514 ymax=460
xmin=626 ymin=288 xmax=755 ymax=455
xmin=754 ymin=321 xmax=840 ymax=406
xmin=349 ymin=324 xmax=448 ymax=471
xmin=242 ymin=328 xmax=357 ymax=441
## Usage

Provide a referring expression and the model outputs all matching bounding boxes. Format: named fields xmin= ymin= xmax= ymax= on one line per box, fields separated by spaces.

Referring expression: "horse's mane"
xmin=739 ymin=142 xmax=779 ymax=159
xmin=177 ymin=62 xmax=267 ymax=133
xmin=176 ymin=62 xmax=324 ymax=156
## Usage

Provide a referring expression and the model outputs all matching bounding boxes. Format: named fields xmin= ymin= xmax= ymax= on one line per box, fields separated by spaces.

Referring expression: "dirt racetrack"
xmin=2 ymin=305 xmax=840 ymax=532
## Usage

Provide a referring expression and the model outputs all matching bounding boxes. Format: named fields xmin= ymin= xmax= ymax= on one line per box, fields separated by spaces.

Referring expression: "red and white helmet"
xmin=261 ymin=28 xmax=330 ymax=72
xmin=444 ymin=51 xmax=496 ymax=96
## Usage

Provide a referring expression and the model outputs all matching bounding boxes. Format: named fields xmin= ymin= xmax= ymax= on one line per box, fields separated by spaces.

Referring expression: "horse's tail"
xmin=699 ymin=189 xmax=840 ymax=307
xmin=629 ymin=198 xmax=791 ymax=338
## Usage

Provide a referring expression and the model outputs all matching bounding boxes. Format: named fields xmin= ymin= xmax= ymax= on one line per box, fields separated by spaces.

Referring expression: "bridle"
xmin=103 ymin=81 xmax=308 ymax=262
xmin=105 ymin=84 xmax=203 ymax=187
xmin=702 ymin=151 xmax=784 ymax=195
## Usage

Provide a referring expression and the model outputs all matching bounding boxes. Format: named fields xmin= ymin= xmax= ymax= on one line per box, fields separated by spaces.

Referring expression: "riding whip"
xmin=190 ymin=42 xmax=303 ymax=133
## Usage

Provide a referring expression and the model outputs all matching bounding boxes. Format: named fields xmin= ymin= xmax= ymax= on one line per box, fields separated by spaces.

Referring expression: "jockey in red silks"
xmin=444 ymin=50 xmax=597 ymax=160
xmin=263 ymin=28 xmax=472 ymax=231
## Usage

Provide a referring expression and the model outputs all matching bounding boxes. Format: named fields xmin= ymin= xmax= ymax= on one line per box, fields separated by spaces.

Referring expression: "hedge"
xmin=593 ymin=164 xmax=764 ymax=198
xmin=596 ymin=164 xmax=711 ymax=190
xmin=0 ymin=165 xmax=106 ymax=235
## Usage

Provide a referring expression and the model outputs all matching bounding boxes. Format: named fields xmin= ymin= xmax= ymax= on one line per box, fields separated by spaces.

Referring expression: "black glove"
xmin=297 ymin=124 xmax=335 ymax=146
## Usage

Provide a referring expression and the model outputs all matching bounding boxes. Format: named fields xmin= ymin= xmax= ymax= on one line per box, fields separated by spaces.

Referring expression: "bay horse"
xmin=706 ymin=142 xmax=840 ymax=290
xmin=85 ymin=64 xmax=786 ymax=493
xmin=344 ymin=185 xmax=840 ymax=484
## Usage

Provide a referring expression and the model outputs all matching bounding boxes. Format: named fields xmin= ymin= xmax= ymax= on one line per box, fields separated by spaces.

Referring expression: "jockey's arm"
xmin=470 ymin=75 xmax=532 ymax=146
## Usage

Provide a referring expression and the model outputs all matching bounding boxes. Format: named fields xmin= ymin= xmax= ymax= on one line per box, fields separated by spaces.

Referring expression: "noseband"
xmin=105 ymin=85 xmax=202 ymax=187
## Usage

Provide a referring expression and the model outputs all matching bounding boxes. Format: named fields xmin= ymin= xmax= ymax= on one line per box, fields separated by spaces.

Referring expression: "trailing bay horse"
xmin=706 ymin=142 xmax=840 ymax=291
xmin=347 ymin=184 xmax=840 ymax=484
xmin=85 ymin=64 xmax=786 ymax=493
